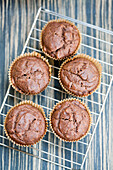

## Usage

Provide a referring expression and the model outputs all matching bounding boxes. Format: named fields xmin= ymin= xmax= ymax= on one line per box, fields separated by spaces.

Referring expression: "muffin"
xmin=9 ymin=52 xmax=51 ymax=95
xmin=59 ymin=54 xmax=102 ymax=97
xmin=50 ymin=98 xmax=91 ymax=142
xmin=4 ymin=101 xmax=47 ymax=146
xmin=40 ymin=20 xmax=81 ymax=60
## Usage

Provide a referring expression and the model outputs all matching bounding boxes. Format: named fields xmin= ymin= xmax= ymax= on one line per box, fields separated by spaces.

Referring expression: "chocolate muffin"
xmin=50 ymin=98 xmax=91 ymax=142
xmin=4 ymin=101 xmax=47 ymax=146
xmin=59 ymin=54 xmax=102 ymax=97
xmin=9 ymin=52 xmax=51 ymax=95
xmin=40 ymin=20 xmax=81 ymax=60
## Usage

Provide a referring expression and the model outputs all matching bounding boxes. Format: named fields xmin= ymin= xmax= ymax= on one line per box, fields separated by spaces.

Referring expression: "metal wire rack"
xmin=0 ymin=7 xmax=113 ymax=170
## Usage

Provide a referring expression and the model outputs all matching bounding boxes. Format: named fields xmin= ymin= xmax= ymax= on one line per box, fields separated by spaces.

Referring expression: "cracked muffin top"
xmin=41 ymin=20 xmax=81 ymax=60
xmin=50 ymin=99 xmax=91 ymax=141
xmin=5 ymin=103 xmax=47 ymax=145
xmin=10 ymin=52 xmax=51 ymax=95
xmin=59 ymin=55 xmax=101 ymax=97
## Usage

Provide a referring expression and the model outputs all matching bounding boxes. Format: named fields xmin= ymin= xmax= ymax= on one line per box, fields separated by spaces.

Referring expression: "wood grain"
xmin=0 ymin=0 xmax=113 ymax=170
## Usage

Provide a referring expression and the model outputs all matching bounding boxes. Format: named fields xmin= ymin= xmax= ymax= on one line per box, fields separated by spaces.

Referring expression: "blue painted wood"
xmin=0 ymin=0 xmax=113 ymax=170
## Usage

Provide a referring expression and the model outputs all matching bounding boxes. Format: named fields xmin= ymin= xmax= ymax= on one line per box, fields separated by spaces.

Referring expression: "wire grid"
xmin=0 ymin=7 xmax=113 ymax=170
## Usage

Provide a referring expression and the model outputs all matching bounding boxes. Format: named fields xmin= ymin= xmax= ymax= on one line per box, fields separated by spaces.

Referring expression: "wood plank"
xmin=0 ymin=0 xmax=113 ymax=170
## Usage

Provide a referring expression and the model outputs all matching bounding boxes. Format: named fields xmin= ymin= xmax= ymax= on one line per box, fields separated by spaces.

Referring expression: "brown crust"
xmin=58 ymin=54 xmax=102 ymax=97
xmin=49 ymin=98 xmax=91 ymax=142
xmin=40 ymin=19 xmax=81 ymax=60
xmin=9 ymin=52 xmax=51 ymax=95
xmin=4 ymin=100 xmax=48 ymax=147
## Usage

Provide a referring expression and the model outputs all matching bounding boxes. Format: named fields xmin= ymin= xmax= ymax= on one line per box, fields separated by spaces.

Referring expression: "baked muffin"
xmin=40 ymin=20 xmax=81 ymax=60
xmin=4 ymin=101 xmax=47 ymax=146
xmin=9 ymin=52 xmax=51 ymax=95
xmin=50 ymin=98 xmax=91 ymax=142
xmin=59 ymin=54 xmax=102 ymax=97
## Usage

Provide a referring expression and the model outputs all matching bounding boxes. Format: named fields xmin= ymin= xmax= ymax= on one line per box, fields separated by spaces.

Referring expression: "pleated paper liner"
xmin=4 ymin=100 xmax=48 ymax=147
xmin=9 ymin=51 xmax=51 ymax=95
xmin=40 ymin=19 xmax=81 ymax=60
xmin=58 ymin=53 xmax=102 ymax=97
xmin=49 ymin=98 xmax=91 ymax=142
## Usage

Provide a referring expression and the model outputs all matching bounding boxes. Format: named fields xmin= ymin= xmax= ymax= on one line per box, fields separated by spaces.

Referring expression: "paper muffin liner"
xmin=58 ymin=53 xmax=102 ymax=97
xmin=49 ymin=98 xmax=91 ymax=142
xmin=40 ymin=19 xmax=81 ymax=60
xmin=9 ymin=51 xmax=51 ymax=95
xmin=4 ymin=100 xmax=48 ymax=147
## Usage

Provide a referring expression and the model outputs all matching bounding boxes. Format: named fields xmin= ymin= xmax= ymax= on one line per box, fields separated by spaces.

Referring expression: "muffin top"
xmin=41 ymin=20 xmax=81 ymax=60
xmin=59 ymin=57 xmax=100 ymax=96
xmin=10 ymin=54 xmax=50 ymax=94
xmin=5 ymin=104 xmax=46 ymax=145
xmin=51 ymin=99 xmax=90 ymax=141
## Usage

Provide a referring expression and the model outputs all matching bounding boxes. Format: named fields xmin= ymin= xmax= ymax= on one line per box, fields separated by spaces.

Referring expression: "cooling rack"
xmin=0 ymin=7 xmax=113 ymax=170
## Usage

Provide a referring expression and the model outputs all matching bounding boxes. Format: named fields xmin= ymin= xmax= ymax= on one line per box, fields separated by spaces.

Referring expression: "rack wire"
xmin=0 ymin=7 xmax=113 ymax=169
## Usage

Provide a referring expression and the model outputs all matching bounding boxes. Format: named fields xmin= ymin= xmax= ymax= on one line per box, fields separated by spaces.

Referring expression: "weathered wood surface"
xmin=0 ymin=0 xmax=113 ymax=170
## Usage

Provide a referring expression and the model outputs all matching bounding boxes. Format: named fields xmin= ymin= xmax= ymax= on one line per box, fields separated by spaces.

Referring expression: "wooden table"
xmin=0 ymin=0 xmax=113 ymax=170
